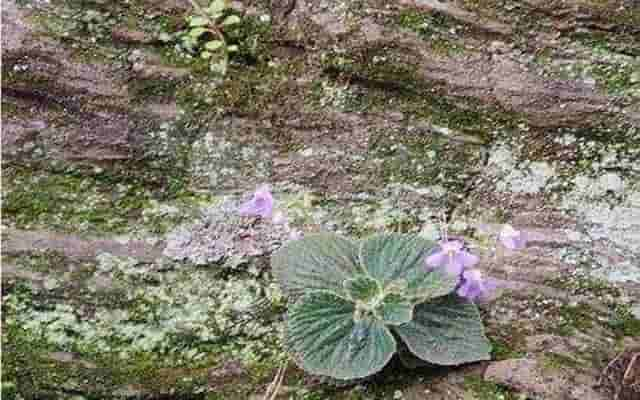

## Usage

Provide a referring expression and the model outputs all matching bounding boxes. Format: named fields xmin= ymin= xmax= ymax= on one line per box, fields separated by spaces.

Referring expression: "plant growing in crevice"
xmin=235 ymin=185 xmax=526 ymax=381
xmin=271 ymin=233 xmax=493 ymax=380
xmin=171 ymin=0 xmax=242 ymax=75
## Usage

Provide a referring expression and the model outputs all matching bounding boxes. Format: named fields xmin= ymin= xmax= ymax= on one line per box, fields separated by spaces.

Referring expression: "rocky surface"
xmin=2 ymin=0 xmax=639 ymax=399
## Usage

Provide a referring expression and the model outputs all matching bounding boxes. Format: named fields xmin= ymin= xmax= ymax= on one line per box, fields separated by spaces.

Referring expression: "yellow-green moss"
xmin=553 ymin=303 xmax=596 ymax=336
xmin=395 ymin=10 xmax=464 ymax=55
xmin=608 ymin=305 xmax=640 ymax=338
xmin=463 ymin=376 xmax=518 ymax=400
xmin=321 ymin=45 xmax=522 ymax=137
xmin=541 ymin=352 xmax=585 ymax=372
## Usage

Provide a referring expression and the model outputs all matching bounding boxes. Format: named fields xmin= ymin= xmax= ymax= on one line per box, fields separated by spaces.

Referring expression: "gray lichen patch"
xmin=163 ymin=199 xmax=294 ymax=268
xmin=369 ymin=124 xmax=486 ymax=194
xmin=3 ymin=249 xmax=287 ymax=398
xmin=188 ymin=121 xmax=276 ymax=191
xmin=487 ymin=144 xmax=557 ymax=194
xmin=561 ymin=174 xmax=640 ymax=271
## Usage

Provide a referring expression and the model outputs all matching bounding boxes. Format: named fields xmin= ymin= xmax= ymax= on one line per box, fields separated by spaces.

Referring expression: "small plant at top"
xmin=265 ymin=200 xmax=528 ymax=380
xmin=171 ymin=0 xmax=242 ymax=75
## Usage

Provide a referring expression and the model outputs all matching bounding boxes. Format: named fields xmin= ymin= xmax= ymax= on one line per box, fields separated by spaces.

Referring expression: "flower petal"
xmin=457 ymin=269 xmax=493 ymax=302
xmin=444 ymin=256 xmax=465 ymax=276
xmin=440 ymin=240 xmax=463 ymax=253
xmin=499 ymin=225 xmax=527 ymax=250
xmin=425 ymin=250 xmax=447 ymax=268
xmin=238 ymin=185 xmax=274 ymax=218
xmin=289 ymin=230 xmax=303 ymax=241
xmin=458 ymin=251 xmax=479 ymax=269
xmin=476 ymin=277 xmax=500 ymax=302
xmin=272 ymin=211 xmax=287 ymax=225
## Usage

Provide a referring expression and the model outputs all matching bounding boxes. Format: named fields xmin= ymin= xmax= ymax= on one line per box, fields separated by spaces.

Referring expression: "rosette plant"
xmin=272 ymin=233 xmax=492 ymax=380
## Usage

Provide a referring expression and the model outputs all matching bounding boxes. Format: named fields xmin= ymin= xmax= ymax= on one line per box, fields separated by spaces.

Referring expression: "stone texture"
xmin=484 ymin=358 xmax=606 ymax=400
xmin=2 ymin=0 xmax=639 ymax=398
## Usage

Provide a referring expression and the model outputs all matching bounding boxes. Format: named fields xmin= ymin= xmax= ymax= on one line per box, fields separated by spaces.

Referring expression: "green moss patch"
xmin=2 ymin=162 xmax=199 ymax=235
xmin=368 ymin=127 xmax=485 ymax=191
xmin=608 ymin=305 xmax=640 ymax=338
xmin=553 ymin=303 xmax=596 ymax=336
xmin=463 ymin=376 xmax=518 ymax=400
xmin=3 ymin=165 xmax=150 ymax=233
xmin=394 ymin=10 xmax=465 ymax=55
xmin=322 ymin=44 xmax=521 ymax=136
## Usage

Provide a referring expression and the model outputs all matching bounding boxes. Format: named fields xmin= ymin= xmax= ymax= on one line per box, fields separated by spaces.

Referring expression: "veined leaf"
xmin=376 ymin=293 xmax=413 ymax=325
xmin=272 ymin=234 xmax=362 ymax=297
xmin=397 ymin=342 xmax=434 ymax=369
xmin=393 ymin=294 xmax=491 ymax=365
xmin=206 ymin=0 xmax=226 ymax=15
xmin=189 ymin=27 xmax=208 ymax=38
xmin=344 ymin=276 xmax=379 ymax=303
xmin=205 ymin=40 xmax=224 ymax=51
xmin=359 ymin=234 xmax=458 ymax=301
xmin=189 ymin=16 xmax=209 ymax=27
xmin=222 ymin=15 xmax=241 ymax=26
xmin=287 ymin=291 xmax=396 ymax=380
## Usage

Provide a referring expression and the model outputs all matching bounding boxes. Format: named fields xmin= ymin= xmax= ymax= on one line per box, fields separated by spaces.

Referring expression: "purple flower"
xmin=289 ymin=230 xmax=302 ymax=241
xmin=271 ymin=211 xmax=287 ymax=225
xmin=425 ymin=240 xmax=479 ymax=276
xmin=238 ymin=185 xmax=274 ymax=219
xmin=457 ymin=269 xmax=492 ymax=301
xmin=499 ymin=224 xmax=527 ymax=250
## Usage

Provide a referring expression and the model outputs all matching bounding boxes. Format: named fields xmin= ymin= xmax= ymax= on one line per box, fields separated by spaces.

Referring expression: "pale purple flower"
xmin=425 ymin=240 xmax=479 ymax=276
xmin=238 ymin=185 xmax=274 ymax=219
xmin=457 ymin=269 xmax=493 ymax=301
xmin=499 ymin=224 xmax=527 ymax=250
xmin=271 ymin=211 xmax=287 ymax=225
xmin=289 ymin=230 xmax=302 ymax=241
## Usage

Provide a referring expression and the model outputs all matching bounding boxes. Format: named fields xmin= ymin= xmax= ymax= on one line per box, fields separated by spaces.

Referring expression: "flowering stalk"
xmin=425 ymin=223 xmax=528 ymax=302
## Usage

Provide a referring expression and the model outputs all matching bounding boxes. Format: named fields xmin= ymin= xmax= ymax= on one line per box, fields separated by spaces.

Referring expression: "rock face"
xmin=484 ymin=358 xmax=607 ymax=400
xmin=2 ymin=0 xmax=639 ymax=399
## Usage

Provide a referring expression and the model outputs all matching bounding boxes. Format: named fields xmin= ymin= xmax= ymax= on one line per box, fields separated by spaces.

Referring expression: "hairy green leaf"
xmin=376 ymin=293 xmax=413 ymax=325
xmin=393 ymin=295 xmax=491 ymax=365
xmin=359 ymin=234 xmax=458 ymax=301
xmin=344 ymin=276 xmax=380 ymax=302
xmin=397 ymin=342 xmax=434 ymax=369
xmin=287 ymin=292 xmax=396 ymax=380
xmin=272 ymin=234 xmax=362 ymax=297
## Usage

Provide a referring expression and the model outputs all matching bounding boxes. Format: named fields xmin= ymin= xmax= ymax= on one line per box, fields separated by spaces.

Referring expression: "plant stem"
xmin=188 ymin=0 xmax=229 ymax=76
xmin=188 ymin=0 xmax=208 ymax=18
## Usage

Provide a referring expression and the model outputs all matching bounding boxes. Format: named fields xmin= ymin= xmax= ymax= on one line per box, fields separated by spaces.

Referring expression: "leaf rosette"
xmin=272 ymin=234 xmax=491 ymax=380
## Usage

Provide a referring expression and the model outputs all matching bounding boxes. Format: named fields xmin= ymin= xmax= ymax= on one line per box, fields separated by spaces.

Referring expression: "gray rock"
xmin=163 ymin=200 xmax=294 ymax=267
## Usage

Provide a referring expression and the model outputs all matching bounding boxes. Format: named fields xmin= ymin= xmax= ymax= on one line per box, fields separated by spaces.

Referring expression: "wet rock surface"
xmin=2 ymin=0 xmax=639 ymax=398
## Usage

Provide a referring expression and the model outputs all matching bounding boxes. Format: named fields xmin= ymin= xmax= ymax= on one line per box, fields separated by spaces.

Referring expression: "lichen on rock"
xmin=163 ymin=198 xmax=293 ymax=267
xmin=562 ymin=174 xmax=640 ymax=259
xmin=488 ymin=144 xmax=557 ymax=194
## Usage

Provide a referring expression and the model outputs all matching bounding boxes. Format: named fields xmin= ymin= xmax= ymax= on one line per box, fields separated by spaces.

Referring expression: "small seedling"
xmin=176 ymin=0 xmax=242 ymax=75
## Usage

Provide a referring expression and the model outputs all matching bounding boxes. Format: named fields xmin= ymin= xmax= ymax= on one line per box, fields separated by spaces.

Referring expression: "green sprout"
xmin=181 ymin=0 xmax=242 ymax=75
